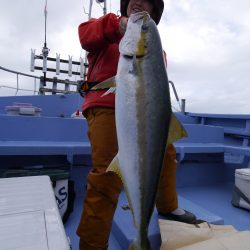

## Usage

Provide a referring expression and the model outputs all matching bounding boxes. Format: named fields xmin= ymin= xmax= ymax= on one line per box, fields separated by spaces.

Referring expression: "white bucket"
xmin=54 ymin=179 xmax=69 ymax=218
xmin=232 ymin=168 xmax=250 ymax=210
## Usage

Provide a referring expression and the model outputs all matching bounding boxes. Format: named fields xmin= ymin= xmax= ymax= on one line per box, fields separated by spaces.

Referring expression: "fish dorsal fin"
xmin=167 ymin=113 xmax=188 ymax=145
xmin=90 ymin=76 xmax=116 ymax=90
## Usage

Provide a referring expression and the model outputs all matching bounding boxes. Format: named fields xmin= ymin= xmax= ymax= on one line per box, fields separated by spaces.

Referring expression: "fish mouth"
xmin=122 ymin=54 xmax=145 ymax=59
xmin=119 ymin=12 xmax=150 ymax=58
xmin=131 ymin=8 xmax=142 ymax=13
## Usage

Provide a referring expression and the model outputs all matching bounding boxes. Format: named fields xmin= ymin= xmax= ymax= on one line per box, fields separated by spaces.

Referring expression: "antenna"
xmin=29 ymin=0 xmax=86 ymax=95
xmin=44 ymin=0 xmax=48 ymax=48
xmin=42 ymin=0 xmax=49 ymax=86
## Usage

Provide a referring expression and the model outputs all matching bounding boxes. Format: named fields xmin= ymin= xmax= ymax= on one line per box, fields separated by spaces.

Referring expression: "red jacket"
xmin=78 ymin=13 xmax=167 ymax=115
xmin=78 ymin=13 xmax=123 ymax=114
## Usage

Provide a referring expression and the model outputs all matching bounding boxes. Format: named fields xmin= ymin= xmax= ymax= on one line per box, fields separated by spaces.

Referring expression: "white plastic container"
xmin=0 ymin=176 xmax=70 ymax=250
xmin=232 ymin=168 xmax=250 ymax=210
xmin=54 ymin=178 xmax=69 ymax=218
xmin=5 ymin=102 xmax=42 ymax=116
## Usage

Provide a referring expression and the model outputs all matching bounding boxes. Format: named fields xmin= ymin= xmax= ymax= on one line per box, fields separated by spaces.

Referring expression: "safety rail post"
xmin=39 ymin=76 xmax=46 ymax=95
xmin=181 ymin=99 xmax=186 ymax=113
xmin=0 ymin=66 xmax=40 ymax=94
xmin=65 ymin=79 xmax=70 ymax=93
xmin=30 ymin=50 xmax=85 ymax=94
xmin=52 ymin=77 xmax=58 ymax=95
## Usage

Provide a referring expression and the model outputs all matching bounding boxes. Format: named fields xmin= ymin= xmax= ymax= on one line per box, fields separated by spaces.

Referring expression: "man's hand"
xmin=119 ymin=17 xmax=128 ymax=35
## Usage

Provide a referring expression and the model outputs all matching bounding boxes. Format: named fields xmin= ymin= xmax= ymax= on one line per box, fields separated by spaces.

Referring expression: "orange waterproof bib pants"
xmin=77 ymin=107 xmax=178 ymax=250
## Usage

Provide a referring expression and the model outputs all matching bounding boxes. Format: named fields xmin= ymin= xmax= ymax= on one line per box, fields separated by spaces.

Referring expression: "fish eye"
xmin=141 ymin=24 xmax=148 ymax=32
xmin=123 ymin=55 xmax=134 ymax=59
xmin=122 ymin=54 xmax=145 ymax=59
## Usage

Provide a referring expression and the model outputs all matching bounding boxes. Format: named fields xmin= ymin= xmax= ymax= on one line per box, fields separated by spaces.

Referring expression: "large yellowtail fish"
xmin=93 ymin=11 xmax=187 ymax=250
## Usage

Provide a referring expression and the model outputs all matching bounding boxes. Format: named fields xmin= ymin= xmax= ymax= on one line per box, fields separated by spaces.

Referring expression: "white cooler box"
xmin=232 ymin=168 xmax=250 ymax=210
xmin=0 ymin=176 xmax=70 ymax=250
xmin=0 ymin=168 xmax=74 ymax=223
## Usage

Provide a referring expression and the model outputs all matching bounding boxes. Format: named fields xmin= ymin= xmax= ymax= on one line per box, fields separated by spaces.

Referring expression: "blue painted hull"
xmin=0 ymin=94 xmax=249 ymax=249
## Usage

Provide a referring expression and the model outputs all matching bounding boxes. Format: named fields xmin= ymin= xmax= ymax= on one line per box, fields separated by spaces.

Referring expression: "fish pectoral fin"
xmin=90 ymin=76 xmax=116 ymax=90
xmin=106 ymin=155 xmax=123 ymax=180
xmin=101 ymin=87 xmax=116 ymax=97
xmin=167 ymin=113 xmax=188 ymax=145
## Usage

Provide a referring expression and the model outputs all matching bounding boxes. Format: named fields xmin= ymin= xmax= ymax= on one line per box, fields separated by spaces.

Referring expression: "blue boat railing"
xmin=0 ymin=66 xmax=40 ymax=95
xmin=0 ymin=65 xmax=79 ymax=95
xmin=0 ymin=65 xmax=184 ymax=112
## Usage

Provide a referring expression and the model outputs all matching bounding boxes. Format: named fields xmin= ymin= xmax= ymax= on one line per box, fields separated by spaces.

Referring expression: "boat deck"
xmin=178 ymin=182 xmax=250 ymax=231
xmin=0 ymin=95 xmax=249 ymax=249
xmin=64 ymin=166 xmax=250 ymax=250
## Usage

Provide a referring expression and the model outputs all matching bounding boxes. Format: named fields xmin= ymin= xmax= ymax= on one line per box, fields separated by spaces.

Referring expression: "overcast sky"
xmin=0 ymin=0 xmax=249 ymax=114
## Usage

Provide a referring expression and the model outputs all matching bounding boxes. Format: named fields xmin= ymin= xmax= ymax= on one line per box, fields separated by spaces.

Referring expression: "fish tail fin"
xmin=167 ymin=113 xmax=188 ymax=145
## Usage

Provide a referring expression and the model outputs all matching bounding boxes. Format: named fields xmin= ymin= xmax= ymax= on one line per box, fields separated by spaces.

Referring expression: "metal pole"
xmin=34 ymin=78 xmax=37 ymax=95
xmin=15 ymin=74 xmax=19 ymax=96
xmin=43 ymin=0 xmax=49 ymax=86
xmin=44 ymin=0 xmax=48 ymax=46
xmin=39 ymin=77 xmax=45 ymax=95
xmin=88 ymin=0 xmax=93 ymax=20
xmin=103 ymin=0 xmax=107 ymax=15
xmin=169 ymin=80 xmax=182 ymax=111
xmin=181 ymin=99 xmax=186 ymax=113
xmin=52 ymin=77 xmax=57 ymax=95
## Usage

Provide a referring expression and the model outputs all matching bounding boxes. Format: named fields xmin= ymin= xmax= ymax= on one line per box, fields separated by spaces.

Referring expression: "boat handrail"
xmin=0 ymin=65 xmax=40 ymax=79
xmin=0 ymin=65 xmax=40 ymax=95
xmin=169 ymin=80 xmax=186 ymax=113
xmin=0 ymin=66 xmax=186 ymax=112
xmin=0 ymin=65 xmax=81 ymax=95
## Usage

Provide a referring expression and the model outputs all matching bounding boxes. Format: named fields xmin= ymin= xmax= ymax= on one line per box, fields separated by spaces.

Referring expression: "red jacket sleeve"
xmin=78 ymin=13 xmax=123 ymax=52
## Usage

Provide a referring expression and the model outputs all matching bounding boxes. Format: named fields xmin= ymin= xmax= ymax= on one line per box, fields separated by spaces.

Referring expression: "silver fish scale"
xmin=115 ymin=12 xmax=171 ymax=246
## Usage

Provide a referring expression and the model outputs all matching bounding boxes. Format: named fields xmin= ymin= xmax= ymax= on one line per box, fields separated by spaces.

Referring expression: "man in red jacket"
xmin=77 ymin=0 xmax=196 ymax=249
